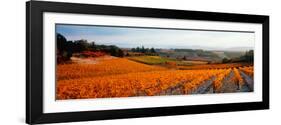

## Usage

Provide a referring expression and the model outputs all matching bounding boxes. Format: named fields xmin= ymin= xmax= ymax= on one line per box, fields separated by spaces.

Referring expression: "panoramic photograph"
xmin=55 ymin=24 xmax=254 ymax=100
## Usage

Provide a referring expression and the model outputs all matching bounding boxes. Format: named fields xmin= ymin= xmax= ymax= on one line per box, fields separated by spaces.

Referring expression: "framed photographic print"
xmin=26 ymin=1 xmax=269 ymax=124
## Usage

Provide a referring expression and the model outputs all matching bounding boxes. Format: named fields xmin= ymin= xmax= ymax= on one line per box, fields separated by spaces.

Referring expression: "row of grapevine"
xmin=239 ymin=66 xmax=254 ymax=78
xmin=57 ymin=57 xmax=166 ymax=80
xmin=232 ymin=68 xmax=244 ymax=89
xmin=212 ymin=69 xmax=232 ymax=91
xmin=56 ymin=58 xmax=254 ymax=100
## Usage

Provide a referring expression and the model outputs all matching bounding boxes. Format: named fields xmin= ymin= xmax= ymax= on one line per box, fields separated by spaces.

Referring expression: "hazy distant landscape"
xmin=56 ymin=25 xmax=254 ymax=100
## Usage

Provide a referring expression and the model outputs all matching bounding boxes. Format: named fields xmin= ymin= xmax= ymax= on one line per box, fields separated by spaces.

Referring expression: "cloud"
xmin=56 ymin=24 xmax=254 ymax=49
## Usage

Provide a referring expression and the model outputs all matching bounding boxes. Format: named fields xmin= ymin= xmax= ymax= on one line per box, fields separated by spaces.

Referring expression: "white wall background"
xmin=0 ymin=0 xmax=279 ymax=124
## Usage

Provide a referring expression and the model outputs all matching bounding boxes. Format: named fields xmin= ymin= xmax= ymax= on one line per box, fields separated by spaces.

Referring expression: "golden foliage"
xmin=177 ymin=63 xmax=248 ymax=70
xmin=233 ymin=68 xmax=244 ymax=86
xmin=57 ymin=69 xmax=226 ymax=99
xmin=239 ymin=66 xmax=254 ymax=77
xmin=57 ymin=58 xmax=166 ymax=80
xmin=56 ymin=57 xmax=252 ymax=100
xmin=213 ymin=69 xmax=232 ymax=91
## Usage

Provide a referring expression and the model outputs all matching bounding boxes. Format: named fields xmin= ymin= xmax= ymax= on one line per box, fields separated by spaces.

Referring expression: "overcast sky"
xmin=56 ymin=24 xmax=254 ymax=50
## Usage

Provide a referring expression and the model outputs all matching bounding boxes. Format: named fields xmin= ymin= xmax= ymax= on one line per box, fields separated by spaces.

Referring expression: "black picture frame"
xmin=26 ymin=1 xmax=269 ymax=124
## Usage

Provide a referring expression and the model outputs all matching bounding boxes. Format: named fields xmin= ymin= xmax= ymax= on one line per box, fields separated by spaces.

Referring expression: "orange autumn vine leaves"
xmin=56 ymin=57 xmax=253 ymax=100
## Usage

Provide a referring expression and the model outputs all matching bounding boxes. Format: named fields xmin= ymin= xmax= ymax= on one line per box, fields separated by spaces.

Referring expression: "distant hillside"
xmin=154 ymin=48 xmax=252 ymax=63
xmin=157 ymin=49 xmax=221 ymax=62
xmin=223 ymin=47 xmax=254 ymax=52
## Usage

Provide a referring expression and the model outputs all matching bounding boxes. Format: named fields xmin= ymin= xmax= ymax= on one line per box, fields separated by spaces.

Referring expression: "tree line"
xmin=222 ymin=50 xmax=254 ymax=63
xmin=131 ymin=46 xmax=156 ymax=53
xmin=57 ymin=33 xmax=124 ymax=63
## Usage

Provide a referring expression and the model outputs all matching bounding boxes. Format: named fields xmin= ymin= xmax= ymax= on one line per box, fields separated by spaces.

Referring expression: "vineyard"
xmin=56 ymin=56 xmax=254 ymax=100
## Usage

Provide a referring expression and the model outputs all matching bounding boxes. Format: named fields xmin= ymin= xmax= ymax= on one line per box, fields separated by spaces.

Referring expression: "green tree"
xmin=57 ymin=33 xmax=67 ymax=51
xmin=141 ymin=46 xmax=145 ymax=53
xmin=222 ymin=57 xmax=231 ymax=63
xmin=136 ymin=47 xmax=140 ymax=52
xmin=131 ymin=48 xmax=136 ymax=52
xmin=73 ymin=39 xmax=90 ymax=52
xmin=117 ymin=49 xmax=124 ymax=57
xmin=240 ymin=50 xmax=254 ymax=62
xmin=150 ymin=47 xmax=156 ymax=53
xmin=56 ymin=33 xmax=75 ymax=63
